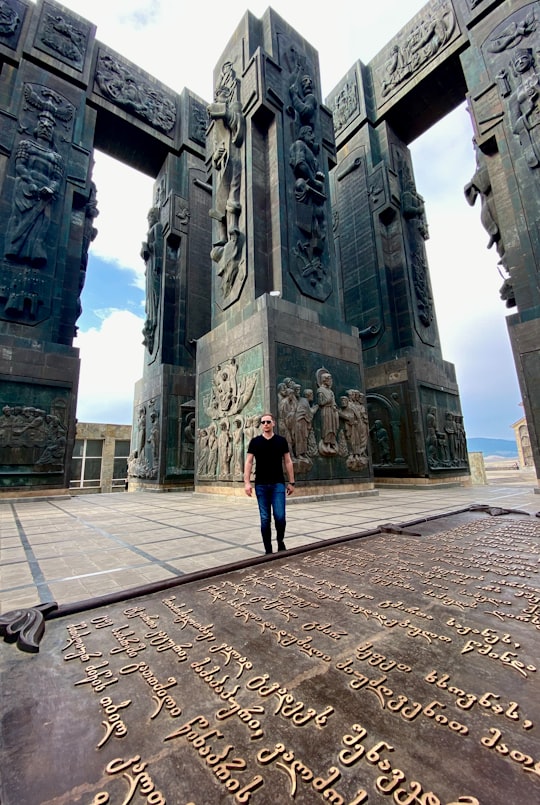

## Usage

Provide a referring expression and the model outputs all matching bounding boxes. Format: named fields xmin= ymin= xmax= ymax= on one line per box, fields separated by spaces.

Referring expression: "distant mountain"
xmin=466 ymin=437 xmax=518 ymax=458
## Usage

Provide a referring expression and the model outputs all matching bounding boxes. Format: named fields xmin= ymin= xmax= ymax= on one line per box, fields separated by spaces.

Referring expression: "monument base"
xmin=366 ymin=354 xmax=470 ymax=479
xmin=195 ymin=294 xmax=373 ymax=494
xmin=129 ymin=363 xmax=196 ymax=491
xmin=0 ymin=338 xmax=79 ymax=492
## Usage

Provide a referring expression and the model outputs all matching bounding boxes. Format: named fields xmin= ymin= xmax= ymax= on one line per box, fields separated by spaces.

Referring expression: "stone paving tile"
xmin=0 ymin=480 xmax=538 ymax=612
xmin=140 ymin=535 xmax=234 ymax=559
xmin=174 ymin=547 xmax=261 ymax=574
xmin=0 ymin=546 xmax=28 ymax=561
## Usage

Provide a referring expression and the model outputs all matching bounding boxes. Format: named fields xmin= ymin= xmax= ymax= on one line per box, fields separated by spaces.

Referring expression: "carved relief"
xmin=208 ymin=61 xmax=246 ymax=309
xmin=95 ymin=53 xmax=176 ymax=134
xmin=189 ymin=96 xmax=208 ymax=146
xmin=141 ymin=206 xmax=163 ymax=356
xmin=379 ymin=0 xmax=456 ymax=100
xmin=180 ymin=411 xmax=195 ymax=471
xmin=130 ymin=400 xmax=160 ymax=479
xmin=0 ymin=0 xmax=20 ymax=38
xmin=332 ymin=79 xmax=359 ymax=134
xmin=464 ymin=141 xmax=515 ymax=308
xmin=76 ymin=182 xmax=99 ymax=326
xmin=288 ymin=57 xmax=331 ymax=302
xmin=37 ymin=6 xmax=89 ymax=69
xmin=277 ymin=374 xmax=368 ymax=474
xmin=484 ymin=8 xmax=540 ymax=175
xmin=399 ymin=158 xmax=434 ymax=328
xmin=197 ymin=358 xmax=257 ymax=481
xmin=367 ymin=391 xmax=406 ymax=467
xmin=0 ymin=403 xmax=67 ymax=467
xmin=4 ymin=85 xmax=73 ymax=270
xmin=425 ymin=406 xmax=467 ymax=469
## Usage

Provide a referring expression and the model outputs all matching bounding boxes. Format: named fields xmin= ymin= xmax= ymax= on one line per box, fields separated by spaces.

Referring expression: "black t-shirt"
xmin=247 ymin=434 xmax=289 ymax=484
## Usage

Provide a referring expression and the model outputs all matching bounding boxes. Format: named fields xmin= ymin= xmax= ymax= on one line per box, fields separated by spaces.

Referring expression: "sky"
xmin=55 ymin=0 xmax=524 ymax=440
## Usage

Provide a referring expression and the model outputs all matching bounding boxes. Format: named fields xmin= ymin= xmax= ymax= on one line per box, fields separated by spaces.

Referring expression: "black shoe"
xmin=265 ymin=549 xmax=273 ymax=555
xmin=277 ymin=542 xmax=286 ymax=552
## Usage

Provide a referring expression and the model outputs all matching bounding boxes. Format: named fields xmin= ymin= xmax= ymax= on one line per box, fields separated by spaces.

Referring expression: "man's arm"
xmin=283 ymin=451 xmax=295 ymax=495
xmin=244 ymin=452 xmax=254 ymax=497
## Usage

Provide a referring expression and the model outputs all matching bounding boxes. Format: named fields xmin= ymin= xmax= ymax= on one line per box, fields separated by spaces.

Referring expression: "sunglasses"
xmin=261 ymin=420 xmax=273 ymax=424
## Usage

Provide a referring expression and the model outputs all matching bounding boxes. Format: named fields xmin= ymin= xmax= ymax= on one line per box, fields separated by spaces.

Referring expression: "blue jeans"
xmin=254 ymin=483 xmax=286 ymax=553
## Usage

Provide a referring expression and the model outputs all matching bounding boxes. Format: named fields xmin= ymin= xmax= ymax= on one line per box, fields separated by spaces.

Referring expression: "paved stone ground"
xmin=1 ymin=471 xmax=538 ymax=613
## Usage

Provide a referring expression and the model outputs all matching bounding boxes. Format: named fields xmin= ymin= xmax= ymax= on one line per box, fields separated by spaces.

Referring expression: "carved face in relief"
xmin=301 ymin=75 xmax=313 ymax=96
xmin=513 ymin=49 xmax=533 ymax=75
xmin=35 ymin=115 xmax=55 ymax=143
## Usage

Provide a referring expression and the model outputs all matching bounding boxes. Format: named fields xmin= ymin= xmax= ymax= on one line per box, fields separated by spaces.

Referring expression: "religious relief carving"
xmin=37 ymin=8 xmax=88 ymax=69
xmin=399 ymin=159 xmax=434 ymax=328
xmin=315 ymin=368 xmax=340 ymax=457
xmin=0 ymin=404 xmax=67 ymax=467
xmin=425 ymin=406 xmax=467 ymax=469
xmin=180 ymin=412 xmax=195 ymax=471
xmin=332 ymin=80 xmax=359 ymax=134
xmin=4 ymin=85 xmax=72 ymax=269
xmin=339 ymin=390 xmax=369 ymax=471
xmin=379 ymin=1 xmax=456 ymax=99
xmin=198 ymin=358 xmax=257 ymax=481
xmin=0 ymin=0 xmax=20 ymax=38
xmin=208 ymin=61 xmax=246 ymax=308
xmin=231 ymin=415 xmax=244 ymax=481
xmin=141 ymin=205 xmax=163 ymax=356
xmin=288 ymin=58 xmax=331 ymax=302
xmin=95 ymin=53 xmax=176 ymax=134
xmin=130 ymin=400 xmax=160 ymax=479
xmin=276 ymin=373 xmax=368 ymax=473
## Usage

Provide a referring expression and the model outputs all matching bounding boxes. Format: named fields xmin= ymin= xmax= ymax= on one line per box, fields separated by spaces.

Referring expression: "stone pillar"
xmin=328 ymin=74 xmax=468 ymax=483
xmin=0 ymin=1 xmax=97 ymax=491
xmin=463 ymin=1 xmax=540 ymax=486
xmin=196 ymin=8 xmax=373 ymax=495
xmin=128 ymin=121 xmax=212 ymax=491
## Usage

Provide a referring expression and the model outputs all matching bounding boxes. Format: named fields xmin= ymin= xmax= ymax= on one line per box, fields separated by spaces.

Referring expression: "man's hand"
xmin=244 ymin=483 xmax=252 ymax=497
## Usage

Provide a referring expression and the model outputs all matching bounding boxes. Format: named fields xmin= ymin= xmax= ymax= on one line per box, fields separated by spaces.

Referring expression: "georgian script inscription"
xmin=0 ymin=513 xmax=539 ymax=803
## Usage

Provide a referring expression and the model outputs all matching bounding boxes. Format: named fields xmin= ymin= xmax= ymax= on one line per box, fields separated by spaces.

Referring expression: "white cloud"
xmin=89 ymin=153 xmax=153 ymax=286
xmin=75 ymin=310 xmax=145 ymax=423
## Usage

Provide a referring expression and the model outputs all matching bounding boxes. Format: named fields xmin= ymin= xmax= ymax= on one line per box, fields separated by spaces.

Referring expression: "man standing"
xmin=244 ymin=413 xmax=295 ymax=554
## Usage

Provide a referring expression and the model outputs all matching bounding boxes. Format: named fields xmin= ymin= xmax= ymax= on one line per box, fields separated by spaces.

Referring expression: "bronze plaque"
xmin=1 ymin=512 xmax=539 ymax=804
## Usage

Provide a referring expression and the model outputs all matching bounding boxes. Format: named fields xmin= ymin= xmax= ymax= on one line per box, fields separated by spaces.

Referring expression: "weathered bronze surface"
xmin=1 ymin=511 xmax=539 ymax=804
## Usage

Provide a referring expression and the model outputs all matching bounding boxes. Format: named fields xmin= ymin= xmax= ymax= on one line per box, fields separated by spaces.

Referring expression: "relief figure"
xmin=295 ymin=389 xmax=318 ymax=459
xmin=197 ymin=428 xmax=209 ymax=476
xmin=509 ymin=48 xmax=540 ymax=169
xmin=5 ymin=104 xmax=65 ymax=266
xmin=289 ymin=125 xmax=327 ymax=277
xmin=141 ymin=206 xmax=163 ymax=355
xmin=0 ymin=0 xmax=20 ymax=36
xmin=464 ymin=143 xmax=505 ymax=261
xmin=208 ymin=61 xmax=245 ymax=302
xmin=316 ymin=369 xmax=339 ymax=457
xmin=217 ymin=419 xmax=232 ymax=479
xmin=232 ymin=415 xmax=244 ymax=481
xmin=370 ymin=419 xmax=391 ymax=465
